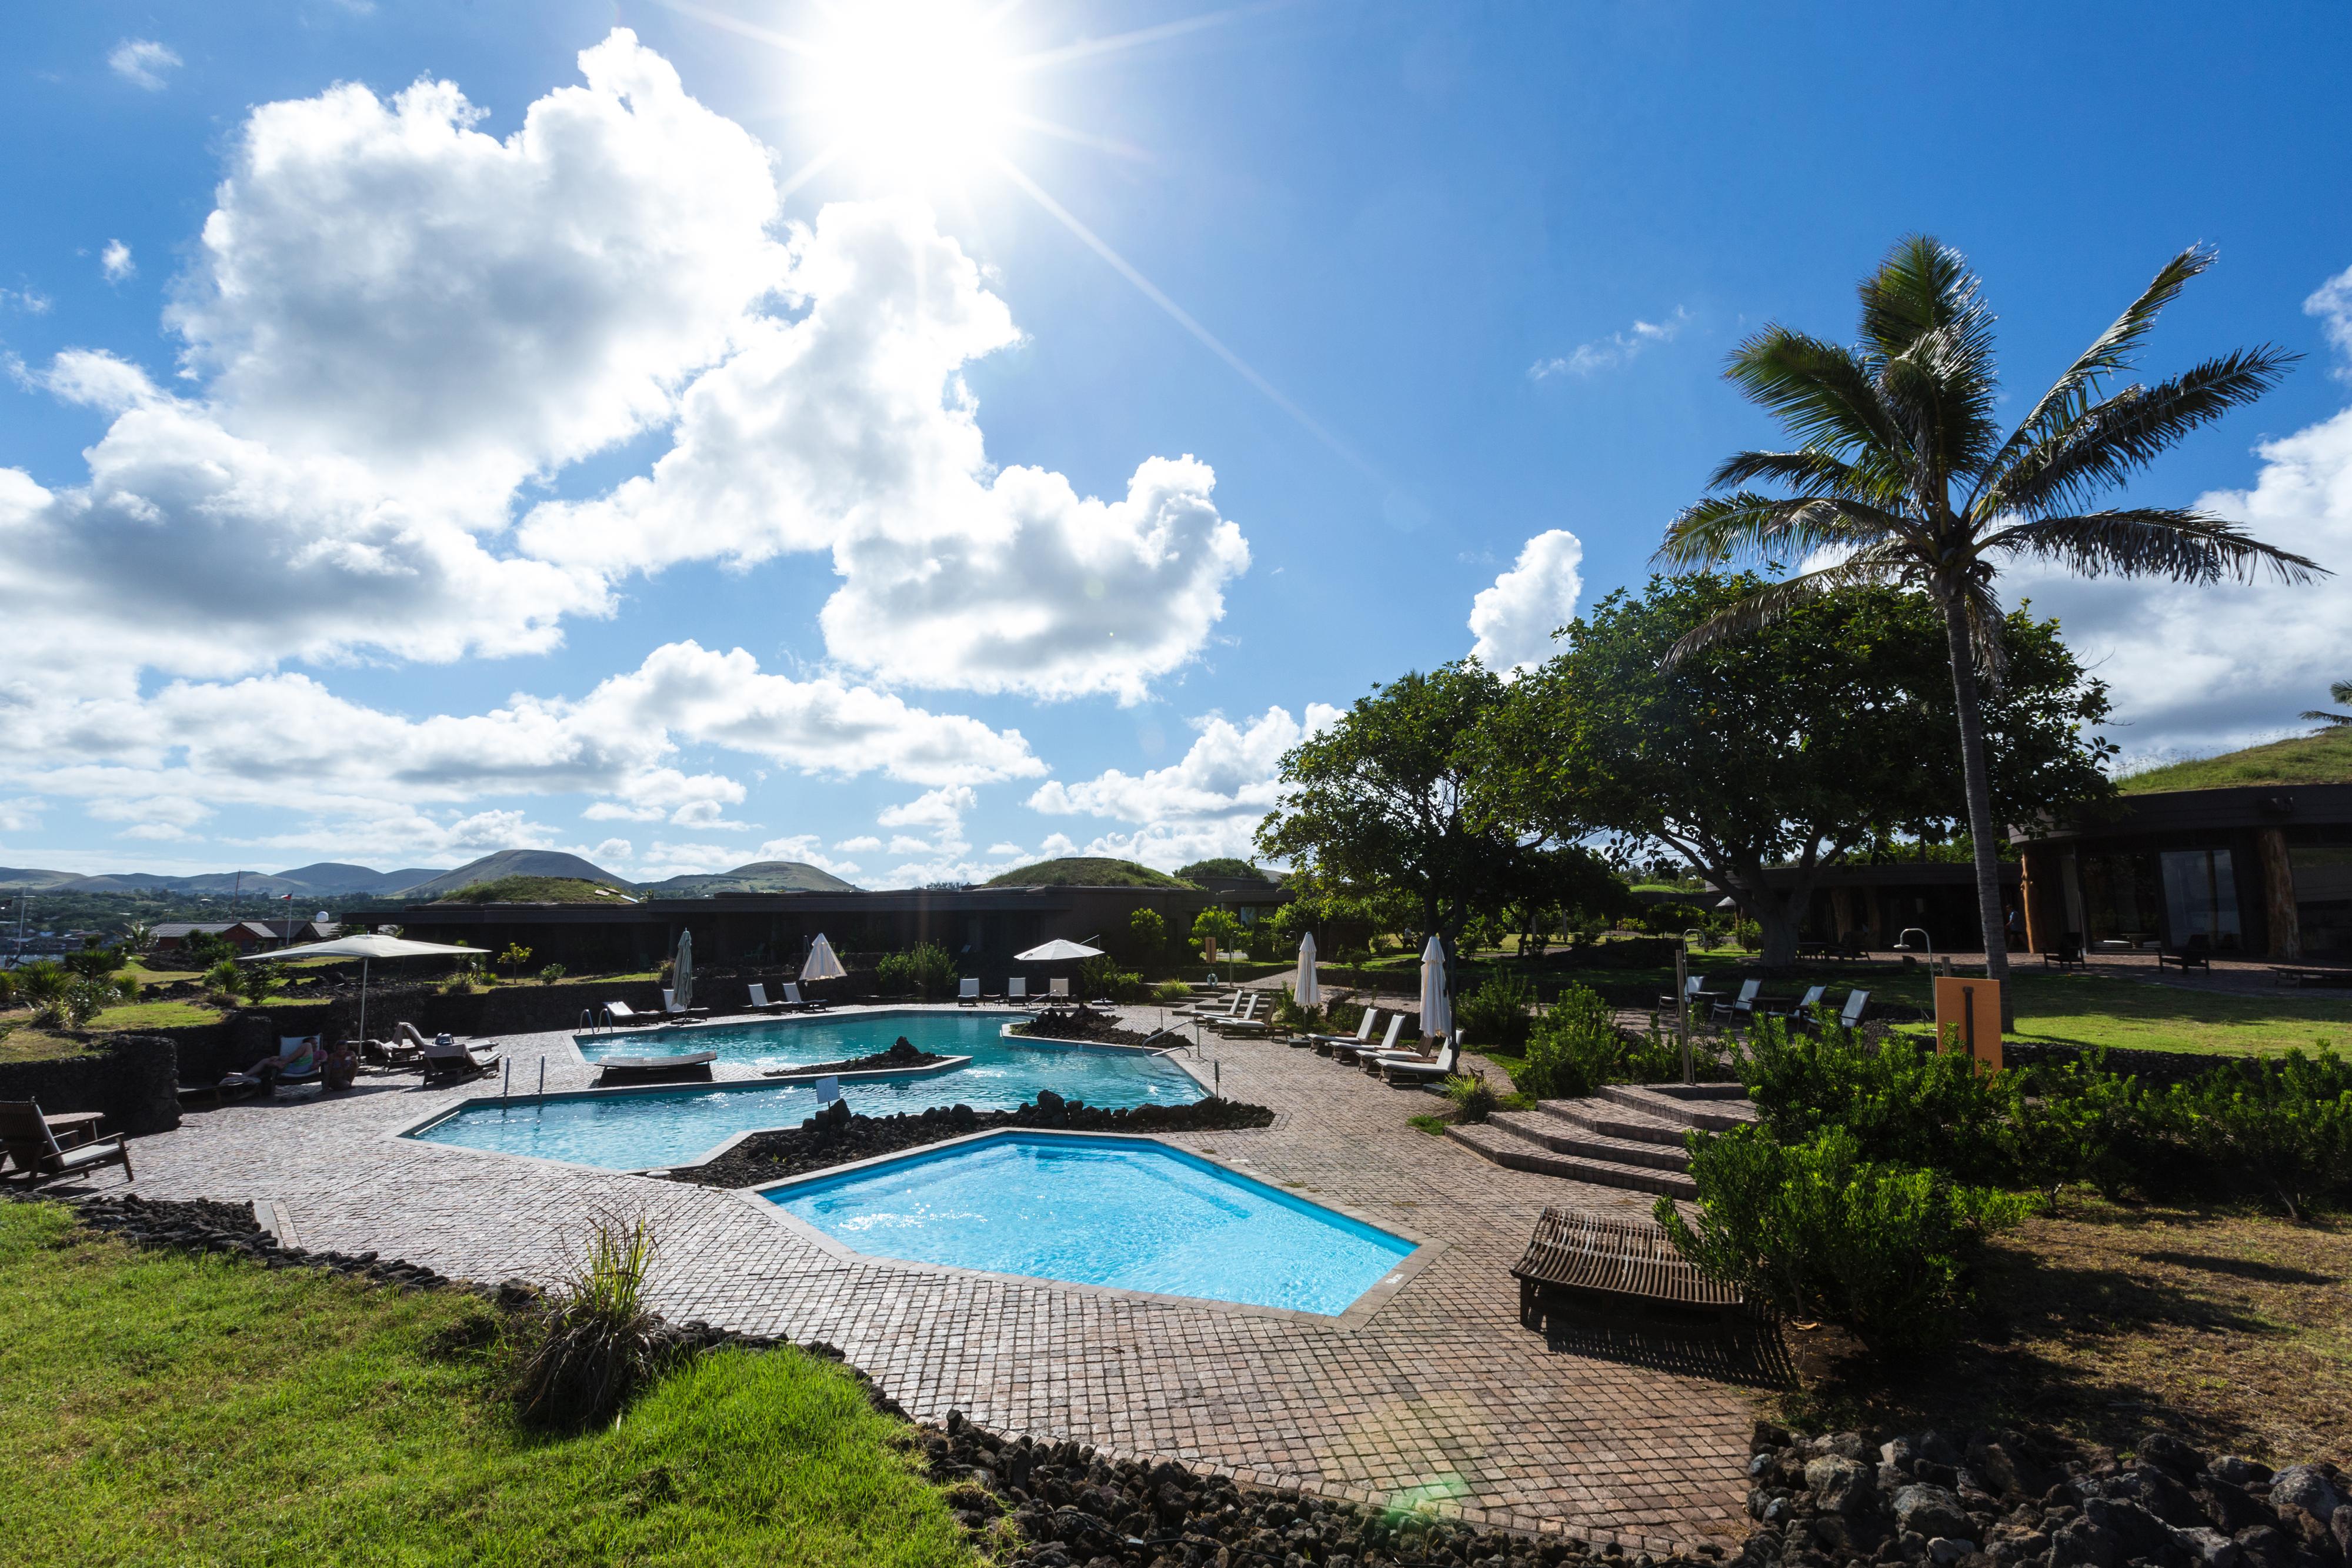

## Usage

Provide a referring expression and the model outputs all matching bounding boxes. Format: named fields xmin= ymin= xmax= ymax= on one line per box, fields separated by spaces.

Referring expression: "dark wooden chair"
xmin=2158 ymin=935 xmax=2212 ymax=973
xmin=0 ymin=1100 xmax=135 ymax=1187
xmin=2040 ymin=933 xmax=2086 ymax=971
xmin=1510 ymin=1207 xmax=1744 ymax=1329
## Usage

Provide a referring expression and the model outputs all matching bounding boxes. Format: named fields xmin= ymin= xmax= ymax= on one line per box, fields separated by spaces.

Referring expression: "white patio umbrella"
xmin=1417 ymin=934 xmax=1451 ymax=1046
xmin=672 ymin=929 xmax=694 ymax=1012
xmin=1293 ymin=932 xmax=1320 ymax=1011
xmin=1012 ymin=938 xmax=1104 ymax=962
xmin=237 ymin=932 xmax=489 ymax=1046
xmin=800 ymin=933 xmax=847 ymax=982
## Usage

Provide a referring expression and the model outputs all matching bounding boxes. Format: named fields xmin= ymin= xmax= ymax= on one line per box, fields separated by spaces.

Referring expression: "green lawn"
xmin=86 ymin=998 xmax=226 ymax=1031
xmin=0 ymin=1203 xmax=978 ymax=1567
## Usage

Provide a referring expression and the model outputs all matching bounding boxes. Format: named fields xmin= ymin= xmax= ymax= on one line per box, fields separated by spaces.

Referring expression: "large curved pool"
xmin=407 ymin=1013 xmax=1204 ymax=1170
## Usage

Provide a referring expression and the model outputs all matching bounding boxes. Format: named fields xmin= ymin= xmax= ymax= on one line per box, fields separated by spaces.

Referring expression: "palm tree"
xmin=2301 ymin=680 xmax=2352 ymax=728
xmin=1657 ymin=236 xmax=2325 ymax=999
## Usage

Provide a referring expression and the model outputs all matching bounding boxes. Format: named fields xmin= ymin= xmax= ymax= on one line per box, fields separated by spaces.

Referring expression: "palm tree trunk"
xmin=1939 ymin=594 xmax=2016 ymax=1024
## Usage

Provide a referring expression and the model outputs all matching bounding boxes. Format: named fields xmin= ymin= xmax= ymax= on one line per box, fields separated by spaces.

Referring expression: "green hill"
xmin=984 ymin=857 xmax=1192 ymax=889
xmin=401 ymin=850 xmax=626 ymax=899
xmin=433 ymin=876 xmax=636 ymax=905
xmin=1173 ymin=858 xmax=1275 ymax=884
xmin=2117 ymin=727 xmax=2352 ymax=795
xmin=636 ymin=860 xmax=858 ymax=896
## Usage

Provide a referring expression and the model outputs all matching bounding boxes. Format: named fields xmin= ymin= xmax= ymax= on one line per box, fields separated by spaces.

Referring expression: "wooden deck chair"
xmin=1 ymin=1100 xmax=134 ymax=1186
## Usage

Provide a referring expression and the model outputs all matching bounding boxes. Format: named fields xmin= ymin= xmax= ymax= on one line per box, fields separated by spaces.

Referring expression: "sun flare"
xmin=811 ymin=0 xmax=1020 ymax=182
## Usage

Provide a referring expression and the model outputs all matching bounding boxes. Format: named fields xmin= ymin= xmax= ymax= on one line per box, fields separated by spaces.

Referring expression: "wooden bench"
xmin=1510 ymin=1207 xmax=1745 ymax=1329
xmin=595 ymin=1052 xmax=716 ymax=1086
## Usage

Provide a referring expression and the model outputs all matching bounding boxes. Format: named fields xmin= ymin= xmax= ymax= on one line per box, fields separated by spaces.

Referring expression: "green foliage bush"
xmin=1657 ymin=1126 xmax=2026 ymax=1354
xmin=179 ymin=930 xmax=239 ymax=969
xmin=1454 ymin=969 xmax=1537 ymax=1052
xmin=1999 ymin=1052 xmax=2160 ymax=1209
xmin=1443 ymin=1072 xmax=1501 ymax=1124
xmin=875 ymin=942 xmax=958 ymax=999
xmin=15 ymin=960 xmax=71 ymax=1006
xmin=1150 ymin=980 xmax=1192 ymax=1003
xmin=1512 ymin=985 xmax=1621 ymax=1099
xmin=1076 ymin=954 xmax=1147 ymax=1002
xmin=63 ymin=940 xmax=125 ymax=981
xmin=538 ymin=963 xmax=568 ymax=985
xmin=239 ymin=965 xmax=283 ymax=1005
xmin=1127 ymin=906 xmax=1167 ymax=966
xmin=1733 ymin=917 xmax=1763 ymax=952
xmin=508 ymin=1213 xmax=668 ymax=1432
xmin=1739 ymin=1017 xmax=2011 ymax=1185
xmin=1638 ymin=902 xmax=1709 ymax=936
xmin=2158 ymin=1048 xmax=2352 ymax=1220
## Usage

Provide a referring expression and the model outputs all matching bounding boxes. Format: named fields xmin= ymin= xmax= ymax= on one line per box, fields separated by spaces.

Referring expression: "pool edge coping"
xmin=729 ymin=1125 xmax=1446 ymax=1332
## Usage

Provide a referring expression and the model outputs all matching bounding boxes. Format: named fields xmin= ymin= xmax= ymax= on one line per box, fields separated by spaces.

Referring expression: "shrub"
xmin=1322 ymin=997 xmax=1365 ymax=1036
xmin=1656 ymin=1126 xmax=2026 ymax=1354
xmin=201 ymin=958 xmax=242 ymax=1003
xmin=1513 ymin=985 xmax=1622 ymax=1099
xmin=0 ymin=968 xmax=15 ymax=1007
xmin=2159 ymin=1048 xmax=2352 ymax=1220
xmin=538 ymin=962 xmax=568 ymax=985
xmin=238 ymin=965 xmax=283 ymax=1005
xmin=1738 ymin=1016 xmax=2011 ymax=1185
xmin=1443 ymin=1072 xmax=1501 ymax=1124
xmin=508 ymin=1213 xmax=668 ymax=1432
xmin=1733 ymin=917 xmax=1763 ymax=952
xmin=63 ymin=940 xmax=124 ymax=981
xmin=1076 ymin=954 xmax=1147 ymax=1003
xmin=1638 ymin=901 xmax=1710 ymax=937
xmin=2000 ymin=1051 xmax=2161 ymax=1209
xmin=875 ymin=942 xmax=958 ymax=999
xmin=1454 ymin=969 xmax=1537 ymax=1053
xmin=180 ymin=930 xmax=239 ymax=969
xmin=499 ymin=942 xmax=533 ymax=978
xmin=15 ymin=960 xmax=71 ymax=1007
xmin=1150 ymin=980 xmax=1192 ymax=1004
xmin=1127 ymin=906 xmax=1167 ymax=966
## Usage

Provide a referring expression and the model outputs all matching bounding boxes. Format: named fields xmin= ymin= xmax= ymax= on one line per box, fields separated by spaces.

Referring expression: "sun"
xmin=810 ymin=0 xmax=1021 ymax=183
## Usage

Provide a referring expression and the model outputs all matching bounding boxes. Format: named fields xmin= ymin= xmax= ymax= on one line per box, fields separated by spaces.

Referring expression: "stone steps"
xmin=1443 ymin=1122 xmax=1699 ymax=1198
xmin=1597 ymin=1083 xmax=1756 ymax=1131
xmin=1530 ymin=1097 xmax=1692 ymax=1149
xmin=1484 ymin=1110 xmax=1693 ymax=1171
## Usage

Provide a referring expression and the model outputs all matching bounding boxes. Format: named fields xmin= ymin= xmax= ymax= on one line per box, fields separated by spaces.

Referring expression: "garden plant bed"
xmin=1768 ymin=1198 xmax=2352 ymax=1470
xmin=665 ymin=1090 xmax=1277 ymax=1188
xmin=1009 ymin=1015 xmax=1162 ymax=1046
xmin=762 ymin=1036 xmax=955 ymax=1077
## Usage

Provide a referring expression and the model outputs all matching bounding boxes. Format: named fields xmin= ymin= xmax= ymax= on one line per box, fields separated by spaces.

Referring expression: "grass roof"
xmin=2116 ymin=726 xmax=2352 ymax=795
xmin=432 ymin=875 xmax=636 ymax=904
xmin=982 ymin=857 xmax=1192 ymax=889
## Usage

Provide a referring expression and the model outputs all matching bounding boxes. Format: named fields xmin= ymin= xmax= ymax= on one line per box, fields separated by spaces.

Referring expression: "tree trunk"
xmin=1939 ymin=594 xmax=2016 ymax=1023
xmin=1722 ymin=866 xmax=1808 ymax=972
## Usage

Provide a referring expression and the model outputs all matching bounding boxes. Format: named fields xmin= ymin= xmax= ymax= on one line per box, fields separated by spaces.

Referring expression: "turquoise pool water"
xmin=410 ymin=1025 xmax=1203 ymax=1170
xmin=573 ymin=1008 xmax=1028 ymax=1072
xmin=769 ymin=1133 xmax=1417 ymax=1315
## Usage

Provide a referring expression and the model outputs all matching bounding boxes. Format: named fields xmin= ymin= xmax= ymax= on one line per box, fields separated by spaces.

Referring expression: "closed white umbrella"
xmin=800 ymin=933 xmax=847 ymax=982
xmin=238 ymin=932 xmax=489 ymax=1046
xmin=1012 ymin=938 xmax=1103 ymax=962
xmin=1418 ymin=934 xmax=1451 ymax=1045
xmin=672 ymin=929 xmax=695 ymax=1012
xmin=1293 ymin=932 xmax=1320 ymax=1011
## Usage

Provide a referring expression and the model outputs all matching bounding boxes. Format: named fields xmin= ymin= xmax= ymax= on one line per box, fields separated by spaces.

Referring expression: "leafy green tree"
xmin=1126 ymin=906 xmax=1167 ymax=968
xmin=1190 ymin=906 xmax=1242 ymax=960
xmin=1658 ymin=236 xmax=2319 ymax=986
xmin=64 ymin=937 xmax=125 ymax=982
xmin=1255 ymin=661 xmax=1577 ymax=973
xmin=1500 ymin=575 xmax=2112 ymax=966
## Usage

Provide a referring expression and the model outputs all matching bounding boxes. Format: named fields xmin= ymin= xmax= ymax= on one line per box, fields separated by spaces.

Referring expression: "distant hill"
xmin=2118 ymin=727 xmax=2352 ymax=795
xmin=433 ymin=875 xmax=639 ymax=905
xmin=984 ymin=857 xmax=1191 ymax=889
xmin=637 ymin=860 xmax=859 ymax=896
xmin=275 ymin=862 xmax=446 ymax=896
xmin=399 ymin=850 xmax=629 ymax=900
xmin=0 ymin=866 xmax=79 ymax=889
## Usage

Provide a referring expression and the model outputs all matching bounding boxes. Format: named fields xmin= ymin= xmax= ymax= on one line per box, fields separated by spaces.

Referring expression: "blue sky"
xmin=6 ymin=1 xmax=2351 ymax=884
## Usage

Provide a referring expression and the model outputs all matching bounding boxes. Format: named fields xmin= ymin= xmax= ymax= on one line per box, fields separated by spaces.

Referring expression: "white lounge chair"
xmin=600 ymin=1000 xmax=656 ymax=1027
xmin=746 ymin=983 xmax=789 ymax=1012
xmin=660 ymin=989 xmax=707 ymax=1020
xmin=1177 ymin=990 xmax=1244 ymax=1020
xmin=1307 ymin=1008 xmax=1378 ymax=1056
xmin=1044 ymin=978 xmax=1072 ymax=1002
xmin=779 ymin=982 xmax=829 ymax=1013
xmin=1209 ymin=992 xmax=1268 ymax=1033
xmin=1006 ymin=977 xmax=1032 ymax=1006
xmin=956 ymin=978 xmax=981 ymax=1005
xmin=1379 ymin=1037 xmax=1460 ymax=1086
xmin=1335 ymin=1013 xmax=1406 ymax=1066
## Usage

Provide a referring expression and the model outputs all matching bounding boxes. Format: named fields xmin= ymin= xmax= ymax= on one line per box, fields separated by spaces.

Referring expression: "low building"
xmin=151 ymin=920 xmax=285 ymax=955
xmin=1748 ymin=860 xmax=2023 ymax=953
xmin=2011 ymin=730 xmax=2352 ymax=962
xmin=392 ymin=878 xmax=1289 ymax=973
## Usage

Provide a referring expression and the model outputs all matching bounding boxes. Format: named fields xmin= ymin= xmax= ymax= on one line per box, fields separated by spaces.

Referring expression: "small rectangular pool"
xmin=765 ymin=1132 xmax=1417 ymax=1316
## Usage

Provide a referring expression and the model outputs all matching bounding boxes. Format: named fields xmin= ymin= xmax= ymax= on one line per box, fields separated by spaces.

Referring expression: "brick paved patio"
xmin=75 ymin=1006 xmax=1759 ymax=1552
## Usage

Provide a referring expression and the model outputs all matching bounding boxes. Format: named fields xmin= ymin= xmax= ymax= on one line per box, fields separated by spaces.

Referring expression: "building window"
xmin=2160 ymin=848 xmax=2243 ymax=950
xmin=2291 ymin=846 xmax=2352 ymax=957
xmin=2081 ymin=850 xmax=2159 ymax=943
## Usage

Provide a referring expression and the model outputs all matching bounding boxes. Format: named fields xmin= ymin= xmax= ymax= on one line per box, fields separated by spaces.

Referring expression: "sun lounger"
xmin=660 ymin=989 xmax=708 ymax=1020
xmin=1045 ymin=978 xmax=1071 ymax=1002
xmin=780 ymin=982 xmax=829 ymax=1013
xmin=2039 ymin=933 xmax=2086 ymax=971
xmin=1377 ymin=1039 xmax=1459 ymax=1086
xmin=1 ymin=1100 xmax=135 ymax=1186
xmin=421 ymin=1040 xmax=499 ymax=1084
xmin=746 ymin=983 xmax=790 ymax=1013
xmin=1510 ymin=1206 xmax=1745 ymax=1329
xmin=1006 ymin=977 xmax=1032 ymax=1006
xmin=1308 ymin=1009 xmax=1379 ymax=1056
xmin=600 ymin=1000 xmax=659 ymax=1027
xmin=1177 ymin=990 xmax=1245 ymax=1020
xmin=956 ymin=978 xmax=981 ymax=1005
xmin=1208 ymin=992 xmax=1269 ymax=1033
xmin=1333 ymin=1013 xmax=1406 ymax=1066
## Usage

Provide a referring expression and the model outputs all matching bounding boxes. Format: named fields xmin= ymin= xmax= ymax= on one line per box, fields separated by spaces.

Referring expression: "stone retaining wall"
xmin=0 ymin=1034 xmax=181 ymax=1135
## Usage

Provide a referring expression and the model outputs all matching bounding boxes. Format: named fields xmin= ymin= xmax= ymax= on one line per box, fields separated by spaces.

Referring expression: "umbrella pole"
xmin=359 ymin=959 xmax=369 ymax=1047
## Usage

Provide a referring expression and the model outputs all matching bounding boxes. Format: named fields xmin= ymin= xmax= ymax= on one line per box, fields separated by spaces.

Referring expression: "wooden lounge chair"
xmin=956 ymin=978 xmax=982 ymax=1005
xmin=1177 ymin=990 xmax=1245 ymax=1020
xmin=1210 ymin=992 xmax=1269 ymax=1033
xmin=1510 ymin=1207 xmax=1744 ymax=1329
xmin=1 ymin=1100 xmax=135 ymax=1186
xmin=1333 ymin=1013 xmax=1405 ymax=1066
xmin=1309 ymin=1009 xmax=1379 ymax=1056
xmin=2039 ymin=933 xmax=2086 ymax=971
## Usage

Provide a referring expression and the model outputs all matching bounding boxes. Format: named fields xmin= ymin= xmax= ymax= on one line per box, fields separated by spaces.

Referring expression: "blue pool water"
xmin=769 ymin=1133 xmax=1417 ymax=1315
xmin=410 ymin=1018 xmax=1203 ymax=1170
xmin=574 ymin=1008 xmax=1053 ymax=1075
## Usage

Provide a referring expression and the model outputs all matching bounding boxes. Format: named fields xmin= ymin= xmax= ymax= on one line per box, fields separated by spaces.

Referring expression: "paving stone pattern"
xmin=78 ymin=1006 xmax=1756 ymax=1551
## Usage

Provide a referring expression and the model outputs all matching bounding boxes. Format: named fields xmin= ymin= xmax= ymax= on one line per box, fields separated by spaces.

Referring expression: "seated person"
xmin=320 ymin=1039 xmax=359 ymax=1091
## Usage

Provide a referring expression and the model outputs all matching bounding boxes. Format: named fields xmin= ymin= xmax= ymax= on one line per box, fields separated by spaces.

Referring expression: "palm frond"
xmin=1859 ymin=236 xmax=1999 ymax=378
xmin=1655 ymin=492 xmax=1914 ymax=570
xmin=1973 ymin=245 xmax=2217 ymax=506
xmin=1979 ymin=508 xmax=2328 ymax=585
xmin=2303 ymin=710 xmax=2352 ymax=728
xmin=2337 ymin=679 xmax=2352 ymax=706
xmin=1657 ymin=546 xmax=1913 ymax=670
xmin=1979 ymin=347 xmax=2298 ymax=518
xmin=1710 ymin=449 xmax=1888 ymax=502
xmin=1723 ymin=328 xmax=1912 ymax=476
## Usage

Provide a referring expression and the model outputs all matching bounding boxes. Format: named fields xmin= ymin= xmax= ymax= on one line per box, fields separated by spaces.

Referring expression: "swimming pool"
xmin=408 ymin=1030 xmax=1204 ymax=1170
xmin=572 ymin=1008 xmax=1029 ymax=1072
xmin=766 ymin=1132 xmax=1418 ymax=1315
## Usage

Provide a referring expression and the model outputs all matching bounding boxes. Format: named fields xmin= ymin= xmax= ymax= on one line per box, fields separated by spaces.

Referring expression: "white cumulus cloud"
xmin=1468 ymin=528 xmax=1584 ymax=674
xmin=100 ymin=241 xmax=135 ymax=282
